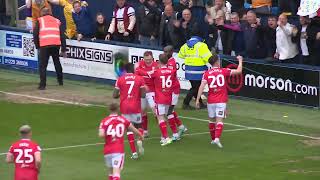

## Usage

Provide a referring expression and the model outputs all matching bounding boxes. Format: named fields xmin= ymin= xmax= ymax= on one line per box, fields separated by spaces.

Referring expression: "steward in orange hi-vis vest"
xmin=33 ymin=8 xmax=66 ymax=90
xmin=38 ymin=15 xmax=62 ymax=47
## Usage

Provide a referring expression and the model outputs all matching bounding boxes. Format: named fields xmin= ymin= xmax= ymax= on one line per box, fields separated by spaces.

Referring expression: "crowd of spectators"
xmin=1 ymin=0 xmax=320 ymax=66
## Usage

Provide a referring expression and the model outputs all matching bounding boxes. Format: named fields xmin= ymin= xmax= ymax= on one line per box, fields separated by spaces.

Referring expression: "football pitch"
xmin=0 ymin=69 xmax=319 ymax=180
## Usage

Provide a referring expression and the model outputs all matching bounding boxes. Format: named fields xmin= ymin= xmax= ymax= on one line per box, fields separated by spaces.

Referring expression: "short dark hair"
xmin=208 ymin=54 xmax=219 ymax=66
xmin=73 ymin=0 xmax=81 ymax=7
xmin=268 ymin=15 xmax=277 ymax=20
xmin=109 ymin=103 xmax=119 ymax=112
xmin=125 ymin=63 xmax=134 ymax=73
xmin=143 ymin=51 xmax=153 ymax=57
xmin=159 ymin=53 xmax=168 ymax=65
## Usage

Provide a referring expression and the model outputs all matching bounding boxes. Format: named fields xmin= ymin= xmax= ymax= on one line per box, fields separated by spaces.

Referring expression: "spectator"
xmin=174 ymin=0 xmax=191 ymax=19
xmin=92 ymin=13 xmax=109 ymax=41
xmin=207 ymin=10 xmax=233 ymax=55
xmin=292 ymin=16 xmax=311 ymax=64
xmin=248 ymin=0 xmax=272 ymax=15
xmin=174 ymin=8 xmax=200 ymax=43
xmin=26 ymin=0 xmax=52 ymax=28
xmin=241 ymin=10 xmax=266 ymax=59
xmin=106 ymin=0 xmax=136 ymax=43
xmin=49 ymin=0 xmax=88 ymax=39
xmin=222 ymin=12 xmax=245 ymax=56
xmin=136 ymin=0 xmax=161 ymax=46
xmin=278 ymin=0 xmax=300 ymax=15
xmin=263 ymin=15 xmax=277 ymax=59
xmin=160 ymin=0 xmax=173 ymax=11
xmin=207 ymin=0 xmax=231 ymax=22
xmin=274 ymin=13 xmax=298 ymax=63
xmin=72 ymin=1 xmax=94 ymax=41
xmin=159 ymin=5 xmax=182 ymax=49
xmin=0 ymin=0 xmax=12 ymax=25
xmin=306 ymin=17 xmax=320 ymax=66
xmin=228 ymin=0 xmax=244 ymax=12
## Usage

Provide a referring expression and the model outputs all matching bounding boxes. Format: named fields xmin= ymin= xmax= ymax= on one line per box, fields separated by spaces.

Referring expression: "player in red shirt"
xmin=163 ymin=46 xmax=188 ymax=141
xmin=113 ymin=63 xmax=146 ymax=159
xmin=150 ymin=53 xmax=177 ymax=146
xmin=99 ymin=103 xmax=144 ymax=180
xmin=196 ymin=55 xmax=243 ymax=148
xmin=6 ymin=125 xmax=42 ymax=180
xmin=135 ymin=51 xmax=159 ymax=137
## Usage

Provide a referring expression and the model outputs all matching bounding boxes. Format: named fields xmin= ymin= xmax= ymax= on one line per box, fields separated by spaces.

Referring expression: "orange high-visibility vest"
xmin=38 ymin=15 xmax=61 ymax=47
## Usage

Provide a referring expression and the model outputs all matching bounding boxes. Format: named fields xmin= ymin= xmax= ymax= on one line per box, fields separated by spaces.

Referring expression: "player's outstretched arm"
xmin=5 ymin=152 xmax=13 ymax=163
xmin=113 ymin=89 xmax=120 ymax=99
xmin=98 ymin=128 xmax=106 ymax=138
xmin=231 ymin=56 xmax=243 ymax=75
xmin=128 ymin=124 xmax=144 ymax=140
xmin=196 ymin=81 xmax=207 ymax=109
xmin=35 ymin=152 xmax=41 ymax=172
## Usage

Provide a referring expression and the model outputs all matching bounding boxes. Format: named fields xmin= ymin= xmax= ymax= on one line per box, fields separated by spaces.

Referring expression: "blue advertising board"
xmin=0 ymin=30 xmax=38 ymax=69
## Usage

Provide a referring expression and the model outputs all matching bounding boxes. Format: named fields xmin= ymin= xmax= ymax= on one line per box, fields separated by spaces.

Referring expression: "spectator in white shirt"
xmin=274 ymin=13 xmax=298 ymax=63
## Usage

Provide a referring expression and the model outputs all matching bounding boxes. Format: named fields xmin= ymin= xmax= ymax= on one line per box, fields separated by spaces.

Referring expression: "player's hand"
xmin=236 ymin=55 xmax=243 ymax=62
xmin=195 ymin=100 xmax=200 ymax=109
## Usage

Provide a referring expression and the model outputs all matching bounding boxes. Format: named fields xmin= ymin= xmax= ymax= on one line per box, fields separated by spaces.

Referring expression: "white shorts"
xmin=171 ymin=93 xmax=179 ymax=106
xmin=141 ymin=92 xmax=155 ymax=110
xmin=104 ymin=153 xmax=125 ymax=169
xmin=122 ymin=113 xmax=142 ymax=124
xmin=208 ymin=103 xmax=227 ymax=118
xmin=156 ymin=104 xmax=170 ymax=116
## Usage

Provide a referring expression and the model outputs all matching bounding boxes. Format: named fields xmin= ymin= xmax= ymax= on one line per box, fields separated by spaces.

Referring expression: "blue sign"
xmin=6 ymin=33 xmax=22 ymax=48
xmin=3 ymin=56 xmax=38 ymax=69
xmin=0 ymin=56 xmax=3 ymax=64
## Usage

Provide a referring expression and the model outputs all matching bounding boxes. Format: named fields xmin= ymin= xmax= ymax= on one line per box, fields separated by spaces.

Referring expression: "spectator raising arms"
xmin=136 ymin=0 xmax=162 ymax=46
xmin=49 ymin=0 xmax=88 ymax=39
xmin=26 ymin=0 xmax=52 ymax=28
xmin=72 ymin=1 xmax=94 ymax=41
xmin=207 ymin=0 xmax=231 ymax=22
xmin=174 ymin=0 xmax=192 ymax=19
xmin=274 ymin=13 xmax=298 ymax=63
xmin=92 ymin=13 xmax=109 ymax=41
xmin=292 ymin=16 xmax=311 ymax=64
xmin=106 ymin=0 xmax=136 ymax=43
xmin=263 ymin=16 xmax=277 ymax=59
xmin=159 ymin=5 xmax=181 ymax=49
xmin=174 ymin=8 xmax=200 ymax=44
xmin=305 ymin=16 xmax=320 ymax=66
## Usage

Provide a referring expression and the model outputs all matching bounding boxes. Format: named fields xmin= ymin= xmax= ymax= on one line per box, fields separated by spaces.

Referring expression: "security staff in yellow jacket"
xmin=178 ymin=36 xmax=212 ymax=109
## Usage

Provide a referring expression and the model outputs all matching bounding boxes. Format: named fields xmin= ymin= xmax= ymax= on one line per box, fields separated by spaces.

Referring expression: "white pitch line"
xmin=0 ymin=128 xmax=251 ymax=156
xmin=0 ymin=90 xmax=319 ymax=140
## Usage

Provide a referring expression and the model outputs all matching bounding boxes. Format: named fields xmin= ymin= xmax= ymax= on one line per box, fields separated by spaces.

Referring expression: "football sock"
xmin=215 ymin=122 xmax=224 ymax=139
xmin=127 ymin=132 xmax=136 ymax=154
xmin=158 ymin=120 xmax=169 ymax=138
xmin=142 ymin=114 xmax=148 ymax=131
xmin=109 ymin=175 xmax=113 ymax=180
xmin=173 ymin=111 xmax=183 ymax=126
xmin=168 ymin=114 xmax=178 ymax=134
xmin=209 ymin=122 xmax=216 ymax=141
xmin=113 ymin=175 xmax=120 ymax=180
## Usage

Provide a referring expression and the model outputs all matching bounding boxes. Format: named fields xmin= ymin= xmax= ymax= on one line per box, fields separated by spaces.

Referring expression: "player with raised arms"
xmin=113 ymin=63 xmax=146 ymax=159
xmin=135 ymin=51 xmax=159 ymax=137
xmin=163 ymin=45 xmax=187 ymax=141
xmin=99 ymin=103 xmax=144 ymax=180
xmin=6 ymin=125 xmax=42 ymax=180
xmin=196 ymin=55 xmax=243 ymax=148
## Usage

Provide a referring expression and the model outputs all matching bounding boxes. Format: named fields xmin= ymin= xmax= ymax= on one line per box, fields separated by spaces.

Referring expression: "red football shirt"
xmin=202 ymin=67 xmax=231 ymax=103
xmin=115 ymin=73 xmax=145 ymax=114
xmin=99 ymin=114 xmax=131 ymax=154
xmin=8 ymin=139 xmax=41 ymax=180
xmin=135 ymin=60 xmax=158 ymax=92
xmin=167 ymin=57 xmax=180 ymax=94
xmin=151 ymin=66 xmax=175 ymax=105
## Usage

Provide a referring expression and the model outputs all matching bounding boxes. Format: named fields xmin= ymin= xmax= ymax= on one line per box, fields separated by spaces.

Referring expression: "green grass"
xmin=0 ymin=69 xmax=320 ymax=180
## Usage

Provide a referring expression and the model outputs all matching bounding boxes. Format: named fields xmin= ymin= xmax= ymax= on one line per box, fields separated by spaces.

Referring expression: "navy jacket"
xmin=72 ymin=7 xmax=94 ymax=37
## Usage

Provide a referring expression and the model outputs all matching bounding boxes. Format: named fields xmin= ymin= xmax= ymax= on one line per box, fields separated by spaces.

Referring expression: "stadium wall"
xmin=0 ymin=25 xmax=319 ymax=108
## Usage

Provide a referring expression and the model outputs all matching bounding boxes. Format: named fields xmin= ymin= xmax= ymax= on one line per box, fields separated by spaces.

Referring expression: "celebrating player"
xmin=99 ymin=103 xmax=144 ymax=180
xmin=196 ymin=55 xmax=243 ymax=148
xmin=113 ymin=63 xmax=145 ymax=159
xmin=6 ymin=125 xmax=42 ymax=180
xmin=135 ymin=51 xmax=159 ymax=137
xmin=151 ymin=53 xmax=177 ymax=146
xmin=163 ymin=45 xmax=187 ymax=141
